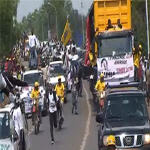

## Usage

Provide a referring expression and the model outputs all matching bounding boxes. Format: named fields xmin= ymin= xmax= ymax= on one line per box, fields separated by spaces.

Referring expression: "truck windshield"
xmin=98 ymin=36 xmax=132 ymax=57
xmin=0 ymin=112 xmax=10 ymax=139
xmin=106 ymin=95 xmax=148 ymax=122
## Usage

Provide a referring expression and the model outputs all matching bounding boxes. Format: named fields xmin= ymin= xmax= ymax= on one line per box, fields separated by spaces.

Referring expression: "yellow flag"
xmin=61 ymin=20 xmax=72 ymax=46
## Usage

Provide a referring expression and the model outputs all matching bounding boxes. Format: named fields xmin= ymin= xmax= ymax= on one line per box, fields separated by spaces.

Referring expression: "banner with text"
xmin=97 ymin=54 xmax=134 ymax=82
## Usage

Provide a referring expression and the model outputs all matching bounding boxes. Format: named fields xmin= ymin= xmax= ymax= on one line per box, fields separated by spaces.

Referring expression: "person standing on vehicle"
xmin=47 ymin=84 xmax=58 ymax=144
xmin=72 ymin=78 xmax=79 ymax=115
xmin=31 ymin=82 xmax=41 ymax=125
xmin=28 ymin=31 xmax=39 ymax=67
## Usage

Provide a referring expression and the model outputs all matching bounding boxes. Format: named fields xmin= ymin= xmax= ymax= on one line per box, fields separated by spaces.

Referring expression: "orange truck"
xmin=85 ymin=0 xmax=134 ymax=83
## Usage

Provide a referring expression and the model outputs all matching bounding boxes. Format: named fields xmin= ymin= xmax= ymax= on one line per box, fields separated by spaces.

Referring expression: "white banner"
xmin=97 ymin=54 xmax=134 ymax=83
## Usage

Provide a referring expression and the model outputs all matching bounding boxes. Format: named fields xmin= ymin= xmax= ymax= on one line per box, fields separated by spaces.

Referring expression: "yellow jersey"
xmin=55 ymin=83 xmax=65 ymax=98
xmin=134 ymin=51 xmax=141 ymax=68
xmin=95 ymin=80 xmax=106 ymax=92
xmin=31 ymin=88 xmax=40 ymax=100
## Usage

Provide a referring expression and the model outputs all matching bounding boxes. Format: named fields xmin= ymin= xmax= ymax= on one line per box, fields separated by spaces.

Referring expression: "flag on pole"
xmin=61 ymin=19 xmax=72 ymax=46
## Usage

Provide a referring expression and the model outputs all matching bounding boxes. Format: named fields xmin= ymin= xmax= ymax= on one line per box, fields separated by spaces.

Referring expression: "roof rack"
xmin=107 ymin=82 xmax=140 ymax=89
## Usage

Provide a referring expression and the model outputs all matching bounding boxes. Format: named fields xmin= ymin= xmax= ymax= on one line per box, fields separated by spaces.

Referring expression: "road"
xmin=28 ymin=81 xmax=98 ymax=150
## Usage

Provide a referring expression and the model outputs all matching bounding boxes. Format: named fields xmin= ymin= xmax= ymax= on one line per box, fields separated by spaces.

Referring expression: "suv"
xmin=96 ymin=83 xmax=150 ymax=150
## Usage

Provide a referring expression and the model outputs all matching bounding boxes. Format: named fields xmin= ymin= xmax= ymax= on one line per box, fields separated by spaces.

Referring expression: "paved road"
xmin=28 ymin=81 xmax=98 ymax=150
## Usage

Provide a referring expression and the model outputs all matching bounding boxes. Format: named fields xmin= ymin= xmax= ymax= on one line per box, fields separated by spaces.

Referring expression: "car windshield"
xmin=49 ymin=64 xmax=64 ymax=77
xmin=0 ymin=112 xmax=10 ymax=139
xmin=24 ymin=72 xmax=43 ymax=85
xmin=98 ymin=36 xmax=132 ymax=57
xmin=106 ymin=95 xmax=148 ymax=121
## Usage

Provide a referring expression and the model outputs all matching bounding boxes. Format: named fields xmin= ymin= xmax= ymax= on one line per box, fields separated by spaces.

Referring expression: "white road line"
xmin=80 ymin=83 xmax=92 ymax=150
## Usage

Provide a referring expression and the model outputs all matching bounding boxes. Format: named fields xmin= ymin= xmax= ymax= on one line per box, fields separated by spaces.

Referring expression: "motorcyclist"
xmin=95 ymin=73 xmax=106 ymax=111
xmin=31 ymin=82 xmax=41 ymax=125
xmin=106 ymin=135 xmax=116 ymax=150
xmin=55 ymin=77 xmax=65 ymax=105
xmin=55 ymin=77 xmax=65 ymax=128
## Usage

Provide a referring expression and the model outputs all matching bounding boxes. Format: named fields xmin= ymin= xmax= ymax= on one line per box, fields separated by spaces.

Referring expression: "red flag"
xmin=85 ymin=16 xmax=91 ymax=66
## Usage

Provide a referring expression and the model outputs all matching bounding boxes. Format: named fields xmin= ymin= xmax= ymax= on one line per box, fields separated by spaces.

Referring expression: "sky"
xmin=17 ymin=0 xmax=93 ymax=22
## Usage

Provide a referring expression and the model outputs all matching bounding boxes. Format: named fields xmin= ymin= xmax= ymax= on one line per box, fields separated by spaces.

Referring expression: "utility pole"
xmin=81 ymin=0 xmax=85 ymax=48
xmin=146 ymin=0 xmax=150 ymax=59
xmin=48 ymin=2 xmax=58 ymax=39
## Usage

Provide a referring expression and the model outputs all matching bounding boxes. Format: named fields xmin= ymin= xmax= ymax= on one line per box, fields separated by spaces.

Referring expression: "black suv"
xmin=96 ymin=83 xmax=150 ymax=150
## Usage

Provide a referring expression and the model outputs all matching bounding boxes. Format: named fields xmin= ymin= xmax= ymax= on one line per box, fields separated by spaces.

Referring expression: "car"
xmin=47 ymin=61 xmax=67 ymax=102
xmin=21 ymin=70 xmax=47 ymax=117
xmin=47 ymin=61 xmax=66 ymax=85
xmin=96 ymin=82 xmax=150 ymax=150
xmin=0 ymin=103 xmax=30 ymax=150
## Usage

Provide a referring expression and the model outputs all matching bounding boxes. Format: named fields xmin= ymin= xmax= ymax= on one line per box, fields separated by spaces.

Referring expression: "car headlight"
xmin=144 ymin=134 xmax=150 ymax=144
xmin=103 ymin=136 xmax=108 ymax=146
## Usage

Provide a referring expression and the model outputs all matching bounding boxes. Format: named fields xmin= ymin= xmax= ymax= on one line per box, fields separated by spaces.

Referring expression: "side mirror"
xmin=96 ymin=113 xmax=104 ymax=123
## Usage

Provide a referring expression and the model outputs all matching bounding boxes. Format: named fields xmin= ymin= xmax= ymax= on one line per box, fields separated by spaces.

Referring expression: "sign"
xmin=97 ymin=54 xmax=134 ymax=83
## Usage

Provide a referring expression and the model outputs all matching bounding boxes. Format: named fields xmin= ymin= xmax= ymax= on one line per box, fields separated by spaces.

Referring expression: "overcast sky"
xmin=17 ymin=0 xmax=93 ymax=22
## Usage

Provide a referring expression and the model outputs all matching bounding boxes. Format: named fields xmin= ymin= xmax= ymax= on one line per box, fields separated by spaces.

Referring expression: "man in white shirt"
xmin=13 ymin=98 xmax=24 ymax=148
xmin=47 ymin=84 xmax=58 ymax=144
xmin=28 ymin=32 xmax=38 ymax=48
xmin=28 ymin=31 xmax=38 ymax=58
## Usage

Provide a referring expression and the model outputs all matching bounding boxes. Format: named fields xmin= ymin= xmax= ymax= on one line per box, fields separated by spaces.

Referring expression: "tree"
xmin=0 ymin=0 xmax=20 ymax=56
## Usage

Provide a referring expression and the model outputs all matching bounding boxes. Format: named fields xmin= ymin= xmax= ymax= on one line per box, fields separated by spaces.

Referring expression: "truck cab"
xmin=96 ymin=83 xmax=150 ymax=150
xmin=85 ymin=0 xmax=135 ymax=84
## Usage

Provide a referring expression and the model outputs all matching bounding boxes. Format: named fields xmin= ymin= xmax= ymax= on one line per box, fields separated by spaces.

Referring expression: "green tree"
xmin=0 ymin=0 xmax=20 ymax=56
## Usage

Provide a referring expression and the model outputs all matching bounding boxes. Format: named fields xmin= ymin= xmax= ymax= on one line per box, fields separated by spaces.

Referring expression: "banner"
xmin=97 ymin=54 xmax=134 ymax=83
xmin=61 ymin=20 xmax=72 ymax=46
xmin=85 ymin=16 xmax=91 ymax=66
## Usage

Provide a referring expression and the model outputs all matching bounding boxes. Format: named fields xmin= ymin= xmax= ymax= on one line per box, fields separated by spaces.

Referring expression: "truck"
xmin=85 ymin=0 xmax=134 ymax=84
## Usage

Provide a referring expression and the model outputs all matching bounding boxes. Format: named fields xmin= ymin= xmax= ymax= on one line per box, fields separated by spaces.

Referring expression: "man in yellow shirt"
xmin=55 ymin=77 xmax=65 ymax=128
xmin=31 ymin=82 xmax=40 ymax=100
xmin=55 ymin=77 xmax=65 ymax=104
xmin=95 ymin=73 xmax=106 ymax=111
xmin=31 ymin=82 xmax=41 ymax=125
xmin=95 ymin=73 xmax=106 ymax=93
xmin=133 ymin=45 xmax=142 ymax=81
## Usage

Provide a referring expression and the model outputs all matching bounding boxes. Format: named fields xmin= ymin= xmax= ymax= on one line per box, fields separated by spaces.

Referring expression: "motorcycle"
xmin=32 ymin=99 xmax=40 ymax=135
xmin=99 ymin=91 xmax=105 ymax=112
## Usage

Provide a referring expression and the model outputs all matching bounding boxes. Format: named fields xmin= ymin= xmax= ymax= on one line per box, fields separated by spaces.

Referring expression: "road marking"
xmin=80 ymin=83 xmax=92 ymax=150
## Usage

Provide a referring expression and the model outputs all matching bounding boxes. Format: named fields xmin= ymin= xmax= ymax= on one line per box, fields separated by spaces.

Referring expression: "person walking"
xmin=47 ymin=84 xmax=58 ymax=144
xmin=72 ymin=78 xmax=79 ymax=115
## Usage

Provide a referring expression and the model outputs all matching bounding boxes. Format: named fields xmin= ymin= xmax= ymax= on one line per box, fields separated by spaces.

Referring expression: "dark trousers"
xmin=78 ymin=80 xmax=82 ymax=96
xmin=49 ymin=111 xmax=57 ymax=141
xmin=134 ymin=66 xmax=138 ymax=82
